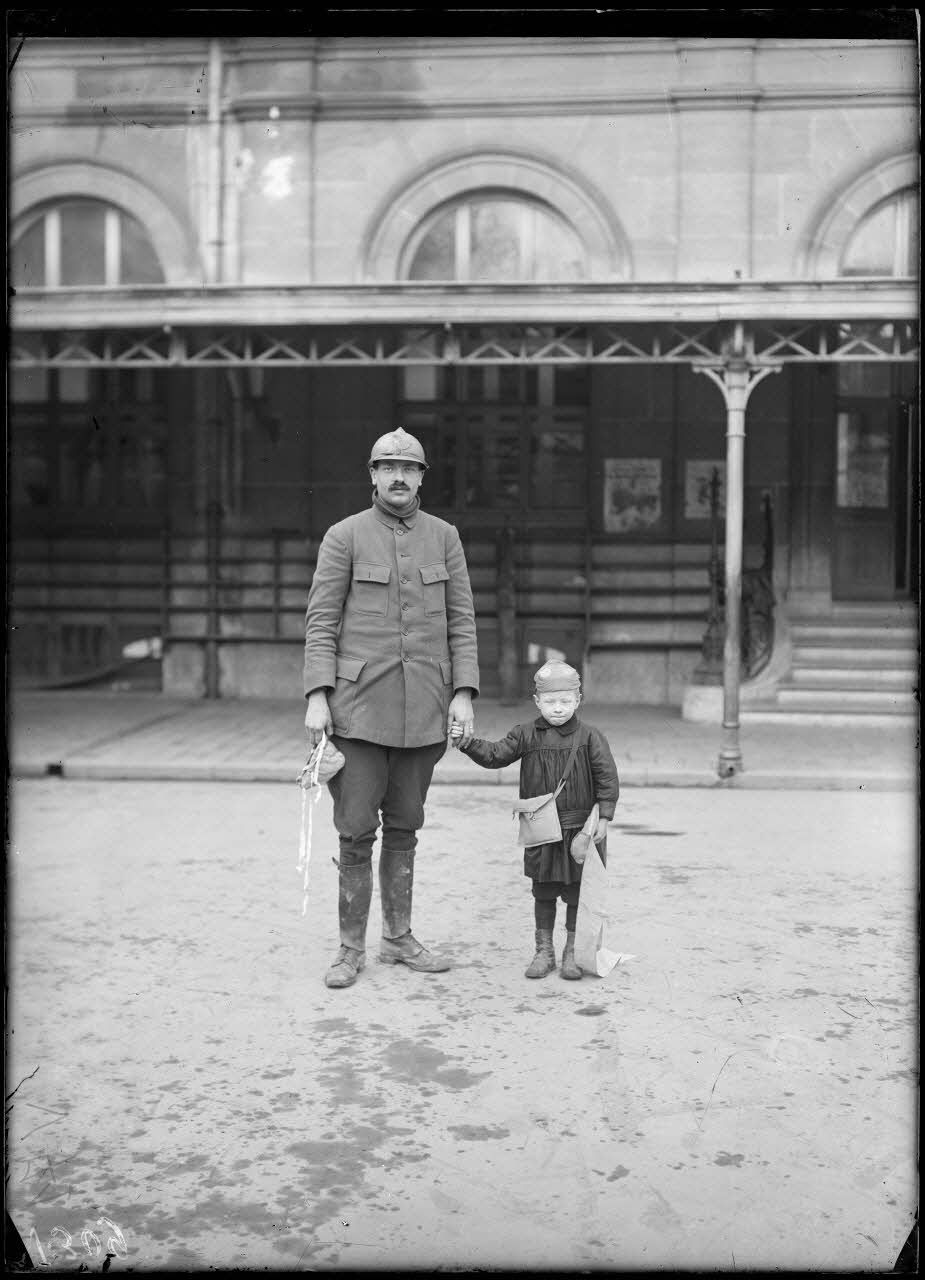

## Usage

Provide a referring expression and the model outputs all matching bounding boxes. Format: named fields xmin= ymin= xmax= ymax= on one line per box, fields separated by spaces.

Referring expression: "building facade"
xmin=8 ymin=36 xmax=919 ymax=714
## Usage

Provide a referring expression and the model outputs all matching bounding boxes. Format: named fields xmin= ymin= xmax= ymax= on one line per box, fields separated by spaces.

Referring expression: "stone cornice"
xmin=10 ymin=102 xmax=209 ymax=127
xmin=10 ymin=85 xmax=915 ymax=130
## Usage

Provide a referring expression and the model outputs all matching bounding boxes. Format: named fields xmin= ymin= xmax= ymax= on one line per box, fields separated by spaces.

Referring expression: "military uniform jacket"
xmin=303 ymin=502 xmax=480 ymax=748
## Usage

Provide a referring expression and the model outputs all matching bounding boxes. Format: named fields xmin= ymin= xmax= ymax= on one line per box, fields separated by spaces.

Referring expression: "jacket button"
xmin=402 ymin=628 xmax=410 ymax=636
xmin=401 ymin=602 xmax=409 ymax=610
xmin=401 ymin=576 xmax=409 ymax=584
xmin=396 ymin=528 xmax=404 ymax=536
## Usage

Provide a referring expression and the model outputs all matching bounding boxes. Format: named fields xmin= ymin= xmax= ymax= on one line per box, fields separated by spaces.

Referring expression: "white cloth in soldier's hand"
xmin=299 ymin=737 xmax=345 ymax=787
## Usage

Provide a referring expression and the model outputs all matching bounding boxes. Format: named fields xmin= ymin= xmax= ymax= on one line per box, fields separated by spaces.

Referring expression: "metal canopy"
xmin=8 ymin=279 xmax=917 ymax=329
xmin=9 ymin=320 xmax=920 ymax=367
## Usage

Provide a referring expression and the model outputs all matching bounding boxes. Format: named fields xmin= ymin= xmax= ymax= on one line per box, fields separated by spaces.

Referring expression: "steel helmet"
xmin=367 ymin=427 xmax=428 ymax=470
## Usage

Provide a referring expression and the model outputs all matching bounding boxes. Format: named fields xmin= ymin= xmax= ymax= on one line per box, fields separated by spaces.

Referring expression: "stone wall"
xmin=10 ymin=38 xmax=918 ymax=288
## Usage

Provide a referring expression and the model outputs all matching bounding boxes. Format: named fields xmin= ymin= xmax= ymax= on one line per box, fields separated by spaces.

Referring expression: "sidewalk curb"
xmin=11 ymin=759 xmax=916 ymax=791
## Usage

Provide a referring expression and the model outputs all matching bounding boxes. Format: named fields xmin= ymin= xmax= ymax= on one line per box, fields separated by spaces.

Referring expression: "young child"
xmin=452 ymin=660 xmax=619 ymax=980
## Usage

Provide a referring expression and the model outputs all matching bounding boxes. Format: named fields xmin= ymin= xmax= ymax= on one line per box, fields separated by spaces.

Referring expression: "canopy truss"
xmin=9 ymin=320 xmax=920 ymax=367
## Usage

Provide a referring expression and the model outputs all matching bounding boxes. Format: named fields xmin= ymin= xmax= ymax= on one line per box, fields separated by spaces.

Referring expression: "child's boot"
xmin=560 ymin=930 xmax=582 ymax=980
xmin=525 ymin=929 xmax=556 ymax=978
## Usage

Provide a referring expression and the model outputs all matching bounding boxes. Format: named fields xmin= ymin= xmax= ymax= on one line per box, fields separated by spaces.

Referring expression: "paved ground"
xmin=7 ymin=690 xmax=919 ymax=790
xmin=5 ymin=777 xmax=917 ymax=1272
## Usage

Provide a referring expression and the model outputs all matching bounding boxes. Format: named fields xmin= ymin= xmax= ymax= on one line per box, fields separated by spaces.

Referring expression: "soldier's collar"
xmin=372 ymin=496 xmax=420 ymax=528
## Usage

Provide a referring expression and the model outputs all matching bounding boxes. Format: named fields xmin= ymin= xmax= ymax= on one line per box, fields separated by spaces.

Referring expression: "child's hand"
xmin=450 ymin=723 xmax=464 ymax=748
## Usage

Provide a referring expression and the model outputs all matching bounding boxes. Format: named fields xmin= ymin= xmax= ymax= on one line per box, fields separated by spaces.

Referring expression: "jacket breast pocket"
xmin=352 ymin=563 xmax=391 ymax=614
xmin=420 ymin=562 xmax=449 ymax=615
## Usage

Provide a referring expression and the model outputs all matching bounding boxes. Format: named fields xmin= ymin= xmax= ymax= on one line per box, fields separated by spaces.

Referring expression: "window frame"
xmin=11 ymin=198 xmax=165 ymax=288
xmin=401 ymin=190 xmax=589 ymax=283
xmin=839 ymin=188 xmax=918 ymax=278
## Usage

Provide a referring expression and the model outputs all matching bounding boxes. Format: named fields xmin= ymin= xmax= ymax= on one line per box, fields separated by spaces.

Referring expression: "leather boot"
xmin=525 ymin=929 xmax=556 ymax=978
xmin=325 ymin=861 xmax=372 ymax=989
xmin=378 ymin=848 xmax=450 ymax=972
xmin=560 ymin=930 xmax=583 ymax=980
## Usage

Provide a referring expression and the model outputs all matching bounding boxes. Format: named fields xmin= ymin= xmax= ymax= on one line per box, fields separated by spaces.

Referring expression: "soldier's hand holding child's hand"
xmin=447 ymin=690 xmax=474 ymax=749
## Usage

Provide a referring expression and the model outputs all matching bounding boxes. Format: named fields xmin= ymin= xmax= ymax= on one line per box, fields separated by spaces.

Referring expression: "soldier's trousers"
xmin=327 ymin=736 xmax=446 ymax=865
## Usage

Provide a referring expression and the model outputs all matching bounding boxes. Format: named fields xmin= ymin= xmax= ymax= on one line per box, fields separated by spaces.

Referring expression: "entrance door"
xmin=831 ymin=396 xmax=911 ymax=600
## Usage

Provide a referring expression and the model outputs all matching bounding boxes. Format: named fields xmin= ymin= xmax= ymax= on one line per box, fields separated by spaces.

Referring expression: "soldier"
xmin=303 ymin=428 xmax=480 ymax=989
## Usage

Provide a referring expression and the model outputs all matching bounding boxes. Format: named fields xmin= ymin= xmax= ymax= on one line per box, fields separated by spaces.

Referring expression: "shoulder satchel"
xmin=512 ymin=732 xmax=583 ymax=848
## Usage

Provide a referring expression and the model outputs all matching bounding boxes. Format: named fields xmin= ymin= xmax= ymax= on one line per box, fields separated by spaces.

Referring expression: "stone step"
xmin=791 ymin=625 xmax=918 ymax=647
xmin=791 ymin=644 xmax=918 ymax=668
xmin=788 ymin=666 xmax=915 ymax=690
xmin=776 ymin=686 xmax=918 ymax=713
xmin=741 ymin=707 xmax=919 ymax=728
xmin=791 ymin=602 xmax=916 ymax=620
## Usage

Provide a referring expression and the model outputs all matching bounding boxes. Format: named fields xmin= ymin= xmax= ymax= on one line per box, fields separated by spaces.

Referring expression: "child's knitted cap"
xmin=534 ymin=660 xmax=581 ymax=694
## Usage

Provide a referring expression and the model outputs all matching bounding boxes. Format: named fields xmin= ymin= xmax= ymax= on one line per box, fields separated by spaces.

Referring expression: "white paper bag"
xmin=569 ymin=803 xmax=599 ymax=865
xmin=573 ymin=838 xmax=634 ymax=977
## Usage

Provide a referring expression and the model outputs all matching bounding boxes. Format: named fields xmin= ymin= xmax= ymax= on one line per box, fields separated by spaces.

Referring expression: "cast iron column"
xmin=694 ymin=324 xmax=780 ymax=778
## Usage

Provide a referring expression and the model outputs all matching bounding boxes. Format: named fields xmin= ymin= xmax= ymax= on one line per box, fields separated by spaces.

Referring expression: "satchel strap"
xmin=551 ymin=731 xmax=582 ymax=800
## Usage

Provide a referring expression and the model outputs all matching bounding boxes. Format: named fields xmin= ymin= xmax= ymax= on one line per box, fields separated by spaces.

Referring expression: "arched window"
xmin=404 ymin=194 xmax=588 ymax=282
xmin=840 ymin=187 xmax=918 ymax=277
xmin=11 ymin=198 xmax=165 ymax=287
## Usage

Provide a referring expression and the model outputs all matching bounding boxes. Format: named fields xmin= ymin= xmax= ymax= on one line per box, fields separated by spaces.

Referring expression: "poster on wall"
xmin=603 ymin=458 xmax=662 ymax=533
xmin=684 ymin=460 xmax=725 ymax=520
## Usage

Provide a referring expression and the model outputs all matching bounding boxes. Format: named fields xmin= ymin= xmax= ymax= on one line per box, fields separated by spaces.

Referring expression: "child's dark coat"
xmin=461 ymin=714 xmax=619 ymax=883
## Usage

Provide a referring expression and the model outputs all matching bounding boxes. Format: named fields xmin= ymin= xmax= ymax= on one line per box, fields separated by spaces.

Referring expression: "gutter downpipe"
xmin=206 ymin=39 xmax=224 ymax=286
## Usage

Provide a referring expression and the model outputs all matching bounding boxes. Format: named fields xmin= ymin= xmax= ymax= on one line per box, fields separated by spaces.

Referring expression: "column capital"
xmin=692 ymin=359 xmax=782 ymax=413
